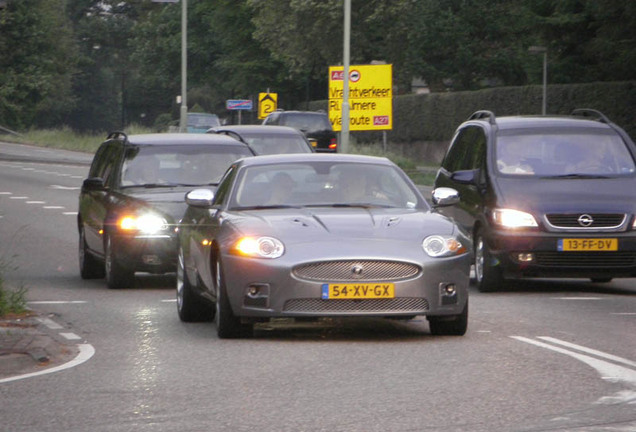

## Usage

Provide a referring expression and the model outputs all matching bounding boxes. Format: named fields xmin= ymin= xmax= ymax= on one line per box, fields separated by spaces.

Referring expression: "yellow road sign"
xmin=328 ymin=64 xmax=393 ymax=131
xmin=258 ymin=92 xmax=278 ymax=119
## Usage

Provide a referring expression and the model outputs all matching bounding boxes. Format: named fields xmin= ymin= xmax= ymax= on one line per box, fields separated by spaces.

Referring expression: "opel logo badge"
xmin=578 ymin=214 xmax=594 ymax=227
xmin=351 ymin=265 xmax=364 ymax=278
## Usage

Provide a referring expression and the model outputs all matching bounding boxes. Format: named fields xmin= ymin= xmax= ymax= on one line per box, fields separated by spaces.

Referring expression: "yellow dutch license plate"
xmin=321 ymin=283 xmax=395 ymax=300
xmin=557 ymin=238 xmax=618 ymax=252
xmin=309 ymin=139 xmax=318 ymax=148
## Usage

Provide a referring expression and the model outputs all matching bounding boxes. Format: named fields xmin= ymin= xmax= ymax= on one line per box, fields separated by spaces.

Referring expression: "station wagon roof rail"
xmin=467 ymin=110 xmax=496 ymax=125
xmin=107 ymin=131 xmax=128 ymax=141
xmin=570 ymin=108 xmax=611 ymax=124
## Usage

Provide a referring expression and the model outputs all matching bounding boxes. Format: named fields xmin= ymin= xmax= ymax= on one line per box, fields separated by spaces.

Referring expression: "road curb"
xmin=0 ymin=312 xmax=81 ymax=380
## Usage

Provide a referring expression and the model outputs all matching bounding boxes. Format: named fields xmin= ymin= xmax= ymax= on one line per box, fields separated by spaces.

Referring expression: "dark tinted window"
xmin=213 ymin=164 xmax=238 ymax=206
xmin=281 ymin=113 xmax=332 ymax=132
xmin=89 ymin=142 xmax=121 ymax=186
xmin=442 ymin=127 xmax=481 ymax=172
xmin=240 ymin=132 xmax=311 ymax=155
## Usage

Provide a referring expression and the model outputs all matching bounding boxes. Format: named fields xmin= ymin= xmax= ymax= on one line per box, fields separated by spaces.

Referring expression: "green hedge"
xmin=307 ymin=81 xmax=636 ymax=146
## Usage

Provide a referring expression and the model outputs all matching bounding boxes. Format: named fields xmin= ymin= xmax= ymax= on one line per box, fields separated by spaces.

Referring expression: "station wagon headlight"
xmin=423 ymin=235 xmax=466 ymax=257
xmin=118 ymin=213 xmax=168 ymax=235
xmin=233 ymin=236 xmax=284 ymax=258
xmin=492 ymin=208 xmax=538 ymax=229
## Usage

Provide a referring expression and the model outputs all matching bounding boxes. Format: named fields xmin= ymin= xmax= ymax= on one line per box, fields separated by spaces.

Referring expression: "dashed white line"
xmin=552 ymin=297 xmax=603 ymax=300
xmin=28 ymin=301 xmax=88 ymax=305
xmin=36 ymin=317 xmax=64 ymax=330
xmin=26 ymin=201 xmax=46 ymax=204
xmin=60 ymin=333 xmax=82 ymax=341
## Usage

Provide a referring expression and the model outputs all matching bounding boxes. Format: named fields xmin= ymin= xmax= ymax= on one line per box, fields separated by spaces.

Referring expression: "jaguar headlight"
xmin=233 ymin=236 xmax=284 ymax=258
xmin=423 ymin=235 xmax=466 ymax=257
xmin=492 ymin=208 xmax=538 ymax=229
xmin=118 ymin=213 xmax=168 ymax=235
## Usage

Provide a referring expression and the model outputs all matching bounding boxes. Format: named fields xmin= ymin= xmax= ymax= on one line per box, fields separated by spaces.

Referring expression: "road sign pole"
xmin=341 ymin=0 xmax=351 ymax=153
xmin=179 ymin=0 xmax=188 ymax=132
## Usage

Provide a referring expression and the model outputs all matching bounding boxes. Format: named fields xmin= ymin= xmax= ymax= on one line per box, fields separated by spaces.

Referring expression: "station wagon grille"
xmin=293 ymin=260 xmax=420 ymax=282
xmin=546 ymin=213 xmax=626 ymax=229
xmin=283 ymin=298 xmax=429 ymax=313
xmin=536 ymin=252 xmax=636 ymax=267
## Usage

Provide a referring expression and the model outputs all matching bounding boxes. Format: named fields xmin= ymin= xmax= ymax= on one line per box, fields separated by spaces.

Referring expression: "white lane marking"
xmin=43 ymin=206 xmax=64 ymax=209
xmin=60 ymin=333 xmax=82 ymax=341
xmin=28 ymin=301 xmax=88 ymax=305
xmin=26 ymin=201 xmax=46 ymax=204
xmin=9 ymin=196 xmax=28 ymax=200
xmin=50 ymin=185 xmax=80 ymax=190
xmin=0 ymin=192 xmax=12 ymax=195
xmin=161 ymin=299 xmax=177 ymax=303
xmin=552 ymin=297 xmax=603 ymax=300
xmin=612 ymin=313 xmax=636 ymax=316
xmin=63 ymin=212 xmax=78 ymax=216
xmin=511 ymin=336 xmax=636 ymax=404
xmin=0 ymin=344 xmax=95 ymax=384
xmin=36 ymin=317 xmax=64 ymax=330
xmin=537 ymin=337 xmax=636 ymax=368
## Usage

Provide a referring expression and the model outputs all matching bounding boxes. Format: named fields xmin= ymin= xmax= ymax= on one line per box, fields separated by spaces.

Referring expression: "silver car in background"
xmin=177 ymin=154 xmax=471 ymax=338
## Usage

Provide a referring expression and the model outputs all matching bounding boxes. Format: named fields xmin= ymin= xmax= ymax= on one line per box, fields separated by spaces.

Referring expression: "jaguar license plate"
xmin=321 ymin=283 xmax=395 ymax=300
xmin=557 ymin=238 xmax=618 ymax=251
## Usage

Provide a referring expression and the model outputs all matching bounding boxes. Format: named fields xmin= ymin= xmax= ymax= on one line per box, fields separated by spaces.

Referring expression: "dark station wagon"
xmin=78 ymin=132 xmax=254 ymax=288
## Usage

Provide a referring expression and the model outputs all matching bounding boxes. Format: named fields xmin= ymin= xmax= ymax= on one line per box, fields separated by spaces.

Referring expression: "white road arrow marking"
xmin=511 ymin=336 xmax=636 ymax=404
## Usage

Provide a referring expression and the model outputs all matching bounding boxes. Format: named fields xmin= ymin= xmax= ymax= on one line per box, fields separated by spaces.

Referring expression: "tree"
xmin=0 ymin=0 xmax=77 ymax=130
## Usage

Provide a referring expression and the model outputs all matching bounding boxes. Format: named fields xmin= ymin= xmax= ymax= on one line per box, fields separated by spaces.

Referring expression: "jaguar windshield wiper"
xmin=543 ymin=173 xmax=612 ymax=179
xmin=307 ymin=203 xmax=394 ymax=209
xmin=234 ymin=204 xmax=302 ymax=210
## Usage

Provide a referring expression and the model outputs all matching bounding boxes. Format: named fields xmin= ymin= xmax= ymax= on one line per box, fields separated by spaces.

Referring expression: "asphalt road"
xmin=0 ymin=141 xmax=635 ymax=432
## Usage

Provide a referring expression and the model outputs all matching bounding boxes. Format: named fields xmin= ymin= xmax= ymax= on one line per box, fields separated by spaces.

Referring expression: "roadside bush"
xmin=0 ymin=260 xmax=28 ymax=317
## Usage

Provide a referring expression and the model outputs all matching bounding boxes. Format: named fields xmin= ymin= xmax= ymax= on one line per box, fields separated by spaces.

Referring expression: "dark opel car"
xmin=434 ymin=109 xmax=636 ymax=291
xmin=262 ymin=110 xmax=337 ymax=152
xmin=78 ymin=132 xmax=254 ymax=288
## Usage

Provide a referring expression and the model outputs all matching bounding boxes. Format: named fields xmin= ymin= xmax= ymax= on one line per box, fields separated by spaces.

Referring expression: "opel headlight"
xmin=118 ymin=213 xmax=168 ymax=235
xmin=423 ymin=235 xmax=466 ymax=257
xmin=233 ymin=236 xmax=284 ymax=258
xmin=492 ymin=208 xmax=538 ymax=229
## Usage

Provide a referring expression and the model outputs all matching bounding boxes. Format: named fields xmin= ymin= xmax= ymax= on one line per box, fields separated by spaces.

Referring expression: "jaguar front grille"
xmin=293 ymin=260 xmax=420 ymax=282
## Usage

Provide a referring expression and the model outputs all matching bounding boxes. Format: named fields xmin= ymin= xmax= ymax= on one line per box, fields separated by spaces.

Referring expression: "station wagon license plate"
xmin=321 ymin=283 xmax=395 ymax=300
xmin=558 ymin=238 xmax=618 ymax=251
